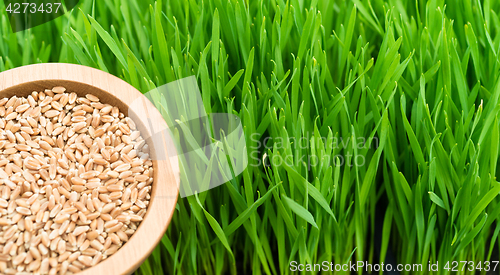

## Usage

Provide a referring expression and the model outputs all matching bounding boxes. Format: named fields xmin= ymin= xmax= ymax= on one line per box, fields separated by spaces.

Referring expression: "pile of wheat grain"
xmin=0 ymin=87 xmax=153 ymax=274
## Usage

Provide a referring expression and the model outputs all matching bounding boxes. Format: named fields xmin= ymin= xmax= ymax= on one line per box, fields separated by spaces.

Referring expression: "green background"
xmin=1 ymin=0 xmax=500 ymax=274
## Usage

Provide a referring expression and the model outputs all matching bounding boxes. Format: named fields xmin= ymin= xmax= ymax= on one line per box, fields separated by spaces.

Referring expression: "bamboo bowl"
xmin=0 ymin=63 xmax=179 ymax=275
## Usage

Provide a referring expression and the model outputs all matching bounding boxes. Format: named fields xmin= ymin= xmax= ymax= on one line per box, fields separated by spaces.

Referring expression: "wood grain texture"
xmin=0 ymin=63 xmax=180 ymax=275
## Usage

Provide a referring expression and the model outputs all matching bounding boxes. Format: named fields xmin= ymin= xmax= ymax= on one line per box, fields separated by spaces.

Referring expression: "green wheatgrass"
xmin=1 ymin=0 xmax=500 ymax=274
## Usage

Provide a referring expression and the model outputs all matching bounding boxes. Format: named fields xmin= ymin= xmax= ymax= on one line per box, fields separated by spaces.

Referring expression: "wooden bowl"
xmin=0 ymin=63 xmax=180 ymax=275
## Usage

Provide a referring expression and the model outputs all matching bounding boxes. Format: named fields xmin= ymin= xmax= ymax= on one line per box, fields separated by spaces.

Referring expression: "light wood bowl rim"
xmin=0 ymin=63 xmax=179 ymax=275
